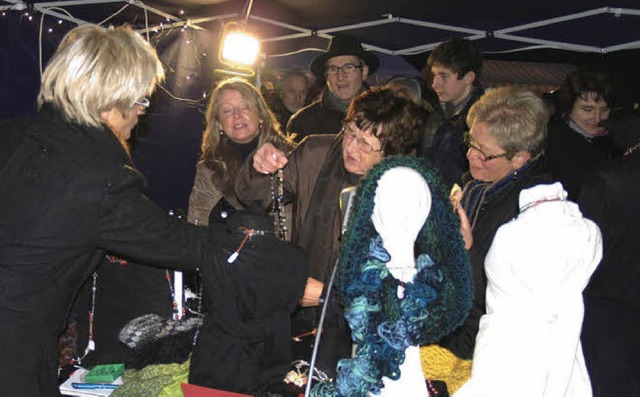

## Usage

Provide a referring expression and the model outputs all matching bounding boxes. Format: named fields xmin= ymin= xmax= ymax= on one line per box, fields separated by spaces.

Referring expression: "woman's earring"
xmin=220 ymin=130 xmax=224 ymax=136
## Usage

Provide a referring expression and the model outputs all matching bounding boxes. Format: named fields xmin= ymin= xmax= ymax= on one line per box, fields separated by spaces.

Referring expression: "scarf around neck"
xmin=312 ymin=156 xmax=473 ymax=397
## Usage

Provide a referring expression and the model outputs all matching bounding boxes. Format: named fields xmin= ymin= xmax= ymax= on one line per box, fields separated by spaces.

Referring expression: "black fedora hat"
xmin=310 ymin=35 xmax=380 ymax=78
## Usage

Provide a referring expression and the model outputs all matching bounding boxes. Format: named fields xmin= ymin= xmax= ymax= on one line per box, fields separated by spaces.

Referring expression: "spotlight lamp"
xmin=217 ymin=21 xmax=260 ymax=77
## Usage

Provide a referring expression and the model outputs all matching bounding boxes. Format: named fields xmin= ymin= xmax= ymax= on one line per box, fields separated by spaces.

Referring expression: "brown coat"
xmin=188 ymin=161 xmax=228 ymax=226
xmin=235 ymin=134 xmax=358 ymax=280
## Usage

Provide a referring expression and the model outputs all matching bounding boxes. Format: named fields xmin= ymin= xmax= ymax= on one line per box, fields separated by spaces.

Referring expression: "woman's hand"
xmin=451 ymin=184 xmax=473 ymax=250
xmin=252 ymin=143 xmax=288 ymax=174
xmin=299 ymin=277 xmax=324 ymax=307
xmin=457 ymin=204 xmax=473 ymax=250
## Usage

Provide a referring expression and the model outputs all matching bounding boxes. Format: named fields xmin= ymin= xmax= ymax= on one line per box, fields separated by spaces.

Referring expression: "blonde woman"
xmin=0 ymin=25 xmax=221 ymax=396
xmin=188 ymin=77 xmax=291 ymax=226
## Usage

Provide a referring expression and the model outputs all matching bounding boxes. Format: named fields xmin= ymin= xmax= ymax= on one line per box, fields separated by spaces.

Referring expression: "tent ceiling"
xmin=2 ymin=0 xmax=638 ymax=58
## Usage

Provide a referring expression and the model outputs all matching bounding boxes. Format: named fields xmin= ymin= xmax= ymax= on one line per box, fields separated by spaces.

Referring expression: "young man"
xmin=420 ymin=37 xmax=484 ymax=188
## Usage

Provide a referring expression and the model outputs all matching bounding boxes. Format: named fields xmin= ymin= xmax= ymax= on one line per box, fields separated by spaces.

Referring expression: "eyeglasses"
xmin=463 ymin=131 xmax=508 ymax=162
xmin=342 ymin=127 xmax=382 ymax=154
xmin=134 ymin=98 xmax=150 ymax=109
xmin=325 ymin=63 xmax=363 ymax=76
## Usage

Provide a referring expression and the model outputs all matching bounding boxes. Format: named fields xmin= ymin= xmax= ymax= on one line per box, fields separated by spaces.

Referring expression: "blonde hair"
xmin=201 ymin=77 xmax=284 ymax=164
xmin=467 ymin=87 xmax=549 ymax=158
xmin=37 ymin=25 xmax=164 ymax=128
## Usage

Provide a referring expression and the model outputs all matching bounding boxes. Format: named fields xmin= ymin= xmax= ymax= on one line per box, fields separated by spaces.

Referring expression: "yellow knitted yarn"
xmin=421 ymin=344 xmax=472 ymax=394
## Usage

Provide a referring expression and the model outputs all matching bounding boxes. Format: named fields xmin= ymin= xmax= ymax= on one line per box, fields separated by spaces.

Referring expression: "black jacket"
xmin=420 ymin=87 xmax=484 ymax=188
xmin=546 ymin=116 xmax=619 ymax=200
xmin=439 ymin=157 xmax=553 ymax=359
xmin=286 ymin=89 xmax=347 ymax=142
xmin=189 ymin=210 xmax=309 ymax=394
xmin=0 ymin=107 xmax=219 ymax=396
xmin=578 ymin=151 xmax=640 ymax=397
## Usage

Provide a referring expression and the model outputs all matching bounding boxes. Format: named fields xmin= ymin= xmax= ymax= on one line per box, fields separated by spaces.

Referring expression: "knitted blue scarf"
xmin=312 ymin=156 xmax=473 ymax=397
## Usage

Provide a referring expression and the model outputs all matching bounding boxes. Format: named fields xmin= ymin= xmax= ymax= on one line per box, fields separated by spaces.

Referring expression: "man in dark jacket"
xmin=0 ymin=25 xmax=220 ymax=397
xmin=286 ymin=35 xmax=379 ymax=142
xmin=421 ymin=37 xmax=484 ymax=189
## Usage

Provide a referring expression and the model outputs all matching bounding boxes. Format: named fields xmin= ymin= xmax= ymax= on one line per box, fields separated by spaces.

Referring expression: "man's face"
xmin=431 ymin=64 xmax=474 ymax=105
xmin=282 ymin=75 xmax=308 ymax=113
xmin=325 ymin=55 xmax=369 ymax=103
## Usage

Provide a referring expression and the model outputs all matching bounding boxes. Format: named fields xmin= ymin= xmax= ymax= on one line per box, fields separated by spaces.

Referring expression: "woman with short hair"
xmin=546 ymin=69 xmax=620 ymax=199
xmin=423 ymin=87 xmax=554 ymax=393
xmin=0 ymin=25 xmax=220 ymax=396
xmin=236 ymin=86 xmax=427 ymax=378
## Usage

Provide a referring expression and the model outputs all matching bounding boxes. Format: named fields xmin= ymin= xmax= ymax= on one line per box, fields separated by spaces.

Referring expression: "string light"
xmin=6 ymin=4 xmax=213 ymax=109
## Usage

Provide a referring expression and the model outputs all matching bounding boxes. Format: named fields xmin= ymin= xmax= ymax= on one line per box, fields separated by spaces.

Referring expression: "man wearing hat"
xmin=286 ymin=35 xmax=379 ymax=142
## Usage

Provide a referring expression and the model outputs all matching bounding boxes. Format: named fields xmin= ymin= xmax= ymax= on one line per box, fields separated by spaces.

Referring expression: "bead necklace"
xmin=164 ymin=270 xmax=185 ymax=320
xmin=227 ymin=227 xmax=276 ymax=264
xmin=73 ymin=255 xmax=126 ymax=365
xmin=73 ymin=272 xmax=97 ymax=365
xmin=519 ymin=197 xmax=565 ymax=214
xmin=624 ymin=141 xmax=640 ymax=157
xmin=270 ymin=168 xmax=288 ymax=240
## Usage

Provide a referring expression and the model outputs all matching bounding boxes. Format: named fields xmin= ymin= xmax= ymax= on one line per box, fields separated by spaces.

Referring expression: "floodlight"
xmin=216 ymin=0 xmax=260 ymax=77
xmin=220 ymin=24 xmax=260 ymax=66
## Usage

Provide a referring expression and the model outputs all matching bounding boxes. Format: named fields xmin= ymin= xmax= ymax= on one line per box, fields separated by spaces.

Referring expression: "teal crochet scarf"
xmin=312 ymin=156 xmax=473 ymax=397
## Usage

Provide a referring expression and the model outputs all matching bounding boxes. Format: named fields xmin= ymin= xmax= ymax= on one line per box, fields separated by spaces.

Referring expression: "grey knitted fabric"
xmin=118 ymin=314 xmax=203 ymax=349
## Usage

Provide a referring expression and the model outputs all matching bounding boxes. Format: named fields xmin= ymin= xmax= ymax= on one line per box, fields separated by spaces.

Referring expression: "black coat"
xmin=439 ymin=157 xmax=553 ymax=359
xmin=189 ymin=210 xmax=309 ymax=395
xmin=286 ymin=89 xmax=346 ymax=141
xmin=0 ymin=108 xmax=219 ymax=396
xmin=578 ymin=150 xmax=640 ymax=397
xmin=545 ymin=116 xmax=619 ymax=200
xmin=420 ymin=87 xmax=484 ymax=189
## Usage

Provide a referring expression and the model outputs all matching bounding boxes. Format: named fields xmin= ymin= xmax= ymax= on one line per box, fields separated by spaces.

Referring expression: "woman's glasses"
xmin=133 ymin=98 xmax=150 ymax=113
xmin=342 ymin=127 xmax=382 ymax=154
xmin=463 ymin=131 xmax=508 ymax=162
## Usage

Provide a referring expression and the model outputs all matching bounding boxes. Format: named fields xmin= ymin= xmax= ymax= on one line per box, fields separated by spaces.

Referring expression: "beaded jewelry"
xmin=270 ymin=168 xmax=288 ymax=240
xmin=519 ymin=197 xmax=565 ymax=213
xmin=73 ymin=272 xmax=97 ymax=365
xmin=624 ymin=141 xmax=640 ymax=156
xmin=72 ymin=256 xmax=129 ymax=365
xmin=164 ymin=269 xmax=185 ymax=319
xmin=226 ymin=227 xmax=274 ymax=264
xmin=284 ymin=360 xmax=330 ymax=388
